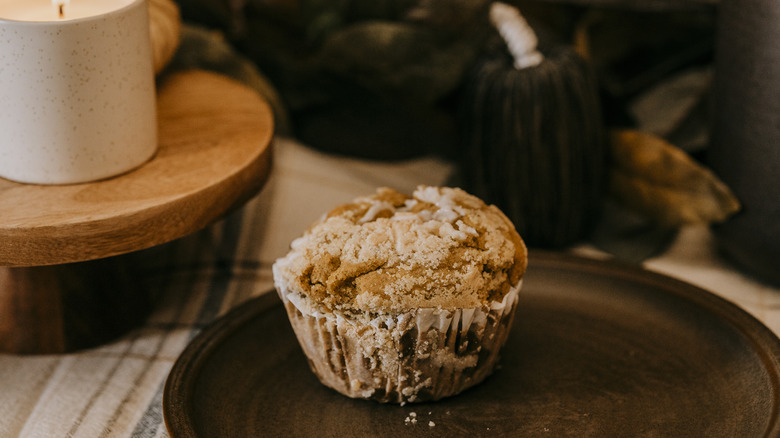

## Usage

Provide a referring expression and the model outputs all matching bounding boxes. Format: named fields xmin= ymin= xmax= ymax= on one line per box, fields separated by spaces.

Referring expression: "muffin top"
xmin=274 ymin=186 xmax=527 ymax=315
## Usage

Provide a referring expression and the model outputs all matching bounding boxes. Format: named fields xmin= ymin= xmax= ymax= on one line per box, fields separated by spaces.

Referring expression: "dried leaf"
xmin=609 ymin=129 xmax=740 ymax=226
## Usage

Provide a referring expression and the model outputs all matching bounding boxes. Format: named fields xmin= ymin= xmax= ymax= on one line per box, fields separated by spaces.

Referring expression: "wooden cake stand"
xmin=0 ymin=70 xmax=274 ymax=354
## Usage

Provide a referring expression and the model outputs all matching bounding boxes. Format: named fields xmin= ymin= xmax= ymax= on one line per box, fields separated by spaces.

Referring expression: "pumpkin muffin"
xmin=273 ymin=186 xmax=527 ymax=403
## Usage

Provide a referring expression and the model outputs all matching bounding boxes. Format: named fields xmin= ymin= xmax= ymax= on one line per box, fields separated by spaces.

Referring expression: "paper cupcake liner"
xmin=276 ymin=281 xmax=521 ymax=404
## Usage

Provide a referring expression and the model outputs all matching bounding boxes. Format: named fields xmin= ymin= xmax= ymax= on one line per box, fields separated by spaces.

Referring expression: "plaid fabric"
xmin=1 ymin=137 xmax=778 ymax=437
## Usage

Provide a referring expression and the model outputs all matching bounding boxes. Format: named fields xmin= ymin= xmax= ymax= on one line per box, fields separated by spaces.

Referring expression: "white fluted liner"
xmin=275 ymin=278 xmax=522 ymax=403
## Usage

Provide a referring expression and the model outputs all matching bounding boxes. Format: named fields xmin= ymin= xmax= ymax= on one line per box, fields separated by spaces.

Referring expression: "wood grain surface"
xmin=0 ymin=69 xmax=274 ymax=267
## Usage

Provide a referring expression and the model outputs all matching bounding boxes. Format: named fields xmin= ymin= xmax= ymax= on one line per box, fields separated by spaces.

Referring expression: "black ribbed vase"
xmin=459 ymin=43 xmax=606 ymax=248
xmin=709 ymin=0 xmax=780 ymax=286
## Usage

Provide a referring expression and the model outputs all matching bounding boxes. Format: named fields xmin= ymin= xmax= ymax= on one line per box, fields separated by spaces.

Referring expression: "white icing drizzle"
xmin=354 ymin=186 xmax=487 ymax=245
xmin=358 ymin=201 xmax=394 ymax=223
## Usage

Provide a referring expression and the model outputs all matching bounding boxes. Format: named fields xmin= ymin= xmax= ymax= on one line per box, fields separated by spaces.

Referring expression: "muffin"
xmin=273 ymin=186 xmax=528 ymax=403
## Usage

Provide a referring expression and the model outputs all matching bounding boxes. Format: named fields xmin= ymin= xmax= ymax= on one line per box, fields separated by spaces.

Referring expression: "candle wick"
xmin=58 ymin=3 xmax=64 ymax=18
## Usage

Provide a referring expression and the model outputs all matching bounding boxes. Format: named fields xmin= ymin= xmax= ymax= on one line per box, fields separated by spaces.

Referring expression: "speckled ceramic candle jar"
xmin=0 ymin=0 xmax=156 ymax=185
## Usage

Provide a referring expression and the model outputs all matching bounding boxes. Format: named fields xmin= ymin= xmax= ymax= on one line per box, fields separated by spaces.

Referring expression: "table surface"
xmin=0 ymin=136 xmax=777 ymax=438
xmin=0 ymin=70 xmax=274 ymax=267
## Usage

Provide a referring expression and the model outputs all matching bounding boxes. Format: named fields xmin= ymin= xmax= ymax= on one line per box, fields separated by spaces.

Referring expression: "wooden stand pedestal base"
xmin=0 ymin=256 xmax=150 ymax=354
xmin=0 ymin=71 xmax=274 ymax=354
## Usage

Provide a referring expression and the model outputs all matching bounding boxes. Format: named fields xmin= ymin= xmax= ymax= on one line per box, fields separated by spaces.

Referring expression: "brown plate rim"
xmin=163 ymin=250 xmax=780 ymax=437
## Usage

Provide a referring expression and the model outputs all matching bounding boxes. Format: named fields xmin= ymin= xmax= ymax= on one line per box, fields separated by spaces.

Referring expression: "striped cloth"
xmin=2 ymin=137 xmax=779 ymax=437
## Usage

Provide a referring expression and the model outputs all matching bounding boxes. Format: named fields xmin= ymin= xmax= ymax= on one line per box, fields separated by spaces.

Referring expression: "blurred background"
xmin=162 ymin=0 xmax=777 ymax=284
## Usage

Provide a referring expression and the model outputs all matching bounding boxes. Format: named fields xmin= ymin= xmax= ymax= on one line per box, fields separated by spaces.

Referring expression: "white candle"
xmin=0 ymin=0 xmax=157 ymax=184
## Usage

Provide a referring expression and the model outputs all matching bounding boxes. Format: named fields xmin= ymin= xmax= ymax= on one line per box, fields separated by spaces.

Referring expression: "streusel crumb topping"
xmin=274 ymin=186 xmax=527 ymax=314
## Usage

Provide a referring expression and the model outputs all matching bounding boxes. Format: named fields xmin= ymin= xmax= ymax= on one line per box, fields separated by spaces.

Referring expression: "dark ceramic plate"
xmin=164 ymin=251 xmax=780 ymax=437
